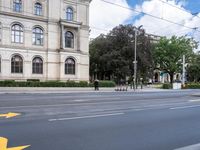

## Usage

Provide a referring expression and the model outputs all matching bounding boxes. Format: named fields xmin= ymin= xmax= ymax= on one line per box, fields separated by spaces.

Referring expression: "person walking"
xmin=94 ymin=79 xmax=99 ymax=91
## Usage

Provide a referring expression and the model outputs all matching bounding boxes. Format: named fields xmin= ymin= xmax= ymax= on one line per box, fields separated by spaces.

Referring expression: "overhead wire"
xmin=100 ymin=0 xmax=200 ymax=33
xmin=158 ymin=0 xmax=200 ymax=20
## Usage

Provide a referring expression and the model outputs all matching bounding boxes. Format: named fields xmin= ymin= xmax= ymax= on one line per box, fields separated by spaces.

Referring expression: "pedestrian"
xmin=94 ymin=79 xmax=99 ymax=91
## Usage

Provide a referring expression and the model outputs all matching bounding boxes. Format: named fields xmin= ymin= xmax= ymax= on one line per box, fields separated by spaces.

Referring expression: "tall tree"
xmin=153 ymin=36 xmax=197 ymax=84
xmin=89 ymin=24 xmax=154 ymax=82
xmin=187 ymin=53 xmax=200 ymax=82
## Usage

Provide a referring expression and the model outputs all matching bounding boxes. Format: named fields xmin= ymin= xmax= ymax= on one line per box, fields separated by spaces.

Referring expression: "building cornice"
xmin=0 ymin=11 xmax=48 ymax=23
xmin=58 ymin=49 xmax=89 ymax=56
xmin=60 ymin=19 xmax=82 ymax=28
xmin=0 ymin=45 xmax=89 ymax=56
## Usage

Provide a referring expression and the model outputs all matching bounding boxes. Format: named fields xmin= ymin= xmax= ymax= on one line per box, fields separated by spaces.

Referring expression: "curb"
xmin=0 ymin=89 xmax=178 ymax=94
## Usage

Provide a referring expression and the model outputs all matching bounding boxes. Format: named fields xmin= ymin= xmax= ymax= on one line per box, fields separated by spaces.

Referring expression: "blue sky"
xmin=125 ymin=0 xmax=200 ymax=28
xmin=127 ymin=0 xmax=200 ymax=13
xmin=183 ymin=1 xmax=200 ymax=13
xmin=127 ymin=0 xmax=145 ymax=6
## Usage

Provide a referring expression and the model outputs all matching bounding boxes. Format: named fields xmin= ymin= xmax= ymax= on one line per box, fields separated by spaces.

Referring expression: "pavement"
xmin=1 ymin=90 xmax=200 ymax=150
xmin=0 ymin=86 xmax=182 ymax=94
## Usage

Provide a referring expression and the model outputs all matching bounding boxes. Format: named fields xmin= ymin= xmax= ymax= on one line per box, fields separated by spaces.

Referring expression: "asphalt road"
xmin=1 ymin=90 xmax=200 ymax=150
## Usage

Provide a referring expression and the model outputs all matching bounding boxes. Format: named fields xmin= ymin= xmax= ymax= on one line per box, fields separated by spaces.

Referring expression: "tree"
xmin=89 ymin=24 xmax=154 ymax=83
xmin=187 ymin=53 xmax=200 ymax=82
xmin=153 ymin=36 xmax=197 ymax=84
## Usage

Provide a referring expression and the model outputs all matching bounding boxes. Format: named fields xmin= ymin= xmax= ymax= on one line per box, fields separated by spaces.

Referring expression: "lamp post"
xmin=95 ymin=64 xmax=98 ymax=80
xmin=133 ymin=25 xmax=143 ymax=91
xmin=182 ymin=55 xmax=186 ymax=87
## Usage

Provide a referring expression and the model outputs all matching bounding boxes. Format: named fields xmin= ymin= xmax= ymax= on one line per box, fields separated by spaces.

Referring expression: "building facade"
xmin=0 ymin=0 xmax=91 ymax=81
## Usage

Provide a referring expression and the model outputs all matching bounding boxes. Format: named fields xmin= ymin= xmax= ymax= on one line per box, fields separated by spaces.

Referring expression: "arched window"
xmin=11 ymin=24 xmax=23 ymax=43
xmin=65 ymin=58 xmax=75 ymax=75
xmin=11 ymin=55 xmax=23 ymax=73
xmin=65 ymin=31 xmax=74 ymax=48
xmin=66 ymin=7 xmax=73 ymax=21
xmin=35 ymin=2 xmax=42 ymax=16
xmin=32 ymin=57 xmax=43 ymax=74
xmin=13 ymin=0 xmax=22 ymax=12
xmin=32 ymin=27 xmax=43 ymax=45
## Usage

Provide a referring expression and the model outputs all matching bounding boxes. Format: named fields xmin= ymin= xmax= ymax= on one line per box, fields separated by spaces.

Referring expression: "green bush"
xmin=162 ymin=83 xmax=172 ymax=89
xmin=27 ymin=79 xmax=40 ymax=82
xmin=89 ymin=81 xmax=116 ymax=87
xmin=99 ymin=80 xmax=116 ymax=87
xmin=40 ymin=81 xmax=66 ymax=87
xmin=4 ymin=80 xmax=15 ymax=87
xmin=0 ymin=80 xmax=115 ymax=87
xmin=16 ymin=82 xmax=27 ymax=87
xmin=184 ymin=83 xmax=200 ymax=89
xmin=65 ymin=81 xmax=77 ymax=87
xmin=78 ymin=81 xmax=88 ymax=87
xmin=27 ymin=81 xmax=40 ymax=87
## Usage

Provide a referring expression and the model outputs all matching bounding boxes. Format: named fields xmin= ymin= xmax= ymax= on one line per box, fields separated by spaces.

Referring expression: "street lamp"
xmin=133 ymin=25 xmax=143 ymax=91
xmin=95 ymin=64 xmax=98 ymax=80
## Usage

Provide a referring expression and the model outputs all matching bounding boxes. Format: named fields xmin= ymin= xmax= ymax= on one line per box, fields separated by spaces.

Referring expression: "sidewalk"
xmin=0 ymin=87 xmax=175 ymax=94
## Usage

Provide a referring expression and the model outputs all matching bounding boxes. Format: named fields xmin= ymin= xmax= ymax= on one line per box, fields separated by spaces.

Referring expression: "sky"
xmin=89 ymin=0 xmax=200 ymax=51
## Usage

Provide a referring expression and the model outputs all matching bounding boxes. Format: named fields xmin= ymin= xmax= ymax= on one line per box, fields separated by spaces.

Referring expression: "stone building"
xmin=0 ymin=0 xmax=91 ymax=81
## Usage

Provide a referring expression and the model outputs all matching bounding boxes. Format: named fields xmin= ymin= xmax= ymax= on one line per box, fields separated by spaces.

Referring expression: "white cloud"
xmin=89 ymin=0 xmax=133 ymax=38
xmin=133 ymin=0 xmax=200 ymax=51
xmin=89 ymin=0 xmax=200 ymax=51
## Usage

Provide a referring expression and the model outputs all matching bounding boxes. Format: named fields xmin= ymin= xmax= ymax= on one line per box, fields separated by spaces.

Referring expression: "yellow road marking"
xmin=0 ymin=113 xmax=21 ymax=119
xmin=0 ymin=137 xmax=30 ymax=150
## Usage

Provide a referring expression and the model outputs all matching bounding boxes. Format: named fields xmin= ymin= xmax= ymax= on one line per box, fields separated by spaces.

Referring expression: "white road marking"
xmin=48 ymin=112 xmax=124 ymax=122
xmin=0 ymin=100 xmax=190 ymax=110
xmin=170 ymin=105 xmax=200 ymax=110
xmin=189 ymin=99 xmax=200 ymax=102
xmin=73 ymin=97 xmax=120 ymax=102
xmin=175 ymin=143 xmax=200 ymax=150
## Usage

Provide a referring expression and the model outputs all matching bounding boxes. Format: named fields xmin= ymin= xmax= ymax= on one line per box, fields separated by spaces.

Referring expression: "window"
xmin=66 ymin=7 xmax=73 ymax=21
xmin=65 ymin=31 xmax=74 ymax=48
xmin=11 ymin=55 xmax=23 ymax=73
xmin=35 ymin=3 xmax=42 ymax=16
xmin=0 ymin=23 xmax=2 ymax=43
xmin=13 ymin=0 xmax=22 ymax=12
xmin=11 ymin=24 xmax=23 ymax=43
xmin=33 ymin=27 xmax=43 ymax=45
xmin=65 ymin=58 xmax=75 ymax=75
xmin=0 ymin=56 xmax=1 ymax=73
xmin=32 ymin=57 xmax=43 ymax=74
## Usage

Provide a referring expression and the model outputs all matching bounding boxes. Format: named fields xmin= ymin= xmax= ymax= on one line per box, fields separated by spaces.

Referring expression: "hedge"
xmin=0 ymin=80 xmax=116 ymax=87
xmin=162 ymin=83 xmax=172 ymax=89
xmin=89 ymin=81 xmax=116 ymax=87
xmin=99 ymin=80 xmax=116 ymax=87
xmin=184 ymin=83 xmax=200 ymax=89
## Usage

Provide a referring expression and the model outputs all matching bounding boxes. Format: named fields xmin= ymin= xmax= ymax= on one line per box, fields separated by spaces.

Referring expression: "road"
xmin=1 ymin=90 xmax=200 ymax=150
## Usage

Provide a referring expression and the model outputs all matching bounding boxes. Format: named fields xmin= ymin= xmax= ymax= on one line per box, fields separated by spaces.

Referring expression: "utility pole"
xmin=133 ymin=30 xmax=137 ymax=91
xmin=95 ymin=64 xmax=98 ymax=80
xmin=133 ymin=25 xmax=143 ymax=91
xmin=182 ymin=55 xmax=186 ymax=87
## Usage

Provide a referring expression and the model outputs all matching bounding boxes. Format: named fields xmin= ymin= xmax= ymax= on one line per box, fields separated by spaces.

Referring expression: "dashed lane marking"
xmin=170 ymin=105 xmax=200 ymax=110
xmin=48 ymin=112 xmax=124 ymax=122
xmin=175 ymin=143 xmax=200 ymax=150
